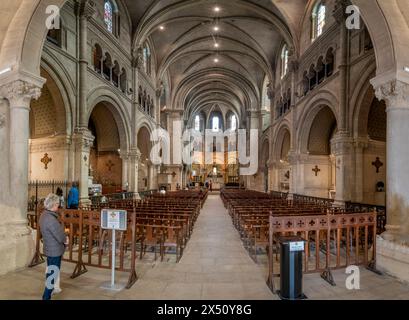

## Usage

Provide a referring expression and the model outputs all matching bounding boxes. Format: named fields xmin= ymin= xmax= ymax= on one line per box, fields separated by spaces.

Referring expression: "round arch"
xmin=297 ymin=91 xmax=339 ymax=154
xmin=273 ymin=123 xmax=292 ymax=163
xmin=87 ymin=87 xmax=131 ymax=152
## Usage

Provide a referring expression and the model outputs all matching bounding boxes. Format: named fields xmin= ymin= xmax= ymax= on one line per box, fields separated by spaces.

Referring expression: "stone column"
xmin=73 ymin=128 xmax=94 ymax=203
xmin=0 ymin=80 xmax=42 ymax=218
xmin=374 ymin=80 xmax=409 ymax=240
xmin=353 ymin=138 xmax=369 ymax=202
xmin=333 ymin=0 xmax=349 ymax=133
xmin=76 ymin=0 xmax=95 ymax=128
xmin=372 ymin=80 xmax=409 ymax=281
xmin=0 ymin=79 xmax=42 ymax=275
xmin=331 ymin=134 xmax=354 ymax=205
xmin=288 ymin=150 xmax=298 ymax=194
xmin=127 ymin=148 xmax=141 ymax=195
xmin=120 ymin=151 xmax=129 ymax=191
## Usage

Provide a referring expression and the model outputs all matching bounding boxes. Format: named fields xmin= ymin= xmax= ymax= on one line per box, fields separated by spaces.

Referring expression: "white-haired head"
xmin=44 ymin=193 xmax=60 ymax=211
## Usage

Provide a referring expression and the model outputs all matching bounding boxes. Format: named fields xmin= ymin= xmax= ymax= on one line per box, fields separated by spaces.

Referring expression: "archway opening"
xmin=306 ymin=106 xmax=337 ymax=198
xmin=88 ymin=102 xmax=122 ymax=194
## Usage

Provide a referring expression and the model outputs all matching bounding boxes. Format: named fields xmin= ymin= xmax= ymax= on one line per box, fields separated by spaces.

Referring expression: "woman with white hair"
xmin=39 ymin=193 xmax=68 ymax=300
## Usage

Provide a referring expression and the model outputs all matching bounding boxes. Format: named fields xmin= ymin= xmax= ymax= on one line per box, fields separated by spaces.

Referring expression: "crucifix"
xmin=312 ymin=165 xmax=321 ymax=176
xmin=106 ymin=160 xmax=115 ymax=171
xmin=41 ymin=153 xmax=52 ymax=170
xmin=372 ymin=157 xmax=383 ymax=173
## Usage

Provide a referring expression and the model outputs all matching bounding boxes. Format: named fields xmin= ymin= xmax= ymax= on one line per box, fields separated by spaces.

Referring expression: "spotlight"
xmin=214 ymin=43 xmax=219 ymax=48
xmin=159 ymin=25 xmax=165 ymax=30
xmin=214 ymin=6 xmax=221 ymax=12
xmin=214 ymin=58 xmax=219 ymax=63
xmin=213 ymin=26 xmax=219 ymax=32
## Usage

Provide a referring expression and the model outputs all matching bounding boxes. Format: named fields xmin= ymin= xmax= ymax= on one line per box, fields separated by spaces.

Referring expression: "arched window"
xmin=93 ymin=44 xmax=103 ymax=73
xmin=194 ymin=115 xmax=201 ymax=131
xmin=212 ymin=116 xmax=220 ymax=132
xmin=312 ymin=2 xmax=326 ymax=41
xmin=281 ymin=45 xmax=289 ymax=78
xmin=143 ymin=43 xmax=152 ymax=75
xmin=104 ymin=1 xmax=113 ymax=33
xmin=230 ymin=115 xmax=237 ymax=131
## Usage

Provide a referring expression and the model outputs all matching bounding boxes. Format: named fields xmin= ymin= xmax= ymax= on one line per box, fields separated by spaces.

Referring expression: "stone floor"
xmin=1 ymin=194 xmax=409 ymax=300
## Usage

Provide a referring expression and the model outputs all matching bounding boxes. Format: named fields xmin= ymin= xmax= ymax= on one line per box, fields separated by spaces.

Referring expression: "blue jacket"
xmin=67 ymin=187 xmax=79 ymax=208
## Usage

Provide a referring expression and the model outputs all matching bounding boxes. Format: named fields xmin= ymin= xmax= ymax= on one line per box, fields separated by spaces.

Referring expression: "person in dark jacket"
xmin=39 ymin=193 xmax=68 ymax=300
xmin=67 ymin=183 xmax=79 ymax=209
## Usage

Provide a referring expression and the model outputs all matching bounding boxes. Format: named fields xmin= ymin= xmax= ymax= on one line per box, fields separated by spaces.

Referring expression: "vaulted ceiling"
xmin=123 ymin=0 xmax=298 ymax=124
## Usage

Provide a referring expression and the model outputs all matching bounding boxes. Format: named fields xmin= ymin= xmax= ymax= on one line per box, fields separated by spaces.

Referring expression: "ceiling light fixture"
xmin=213 ymin=26 xmax=219 ymax=32
xmin=214 ymin=42 xmax=219 ymax=48
xmin=214 ymin=6 xmax=221 ymax=12
xmin=214 ymin=58 xmax=219 ymax=63
xmin=159 ymin=25 xmax=165 ymax=30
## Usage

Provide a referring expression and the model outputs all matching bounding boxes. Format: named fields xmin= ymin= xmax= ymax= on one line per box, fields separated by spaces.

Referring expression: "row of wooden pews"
xmin=221 ymin=189 xmax=378 ymax=290
xmin=221 ymin=189 xmax=332 ymax=262
xmin=29 ymin=189 xmax=208 ymax=288
xmin=85 ymin=189 xmax=207 ymax=263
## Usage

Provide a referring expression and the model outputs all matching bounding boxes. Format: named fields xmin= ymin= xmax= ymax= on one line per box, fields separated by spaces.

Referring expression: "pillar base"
xmin=79 ymin=198 xmax=91 ymax=207
xmin=376 ymin=235 xmax=409 ymax=284
xmin=0 ymin=204 xmax=35 ymax=276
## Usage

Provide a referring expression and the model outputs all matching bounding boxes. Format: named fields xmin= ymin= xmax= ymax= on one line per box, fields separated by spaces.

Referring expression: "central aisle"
xmin=124 ymin=194 xmax=275 ymax=300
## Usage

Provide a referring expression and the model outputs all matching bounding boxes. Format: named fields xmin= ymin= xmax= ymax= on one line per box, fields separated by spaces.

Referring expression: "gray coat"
xmin=39 ymin=210 xmax=66 ymax=257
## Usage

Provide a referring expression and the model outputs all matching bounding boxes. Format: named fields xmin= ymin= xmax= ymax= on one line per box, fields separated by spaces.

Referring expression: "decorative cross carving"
xmin=273 ymin=221 xmax=281 ymax=229
xmin=372 ymin=157 xmax=383 ymax=173
xmin=312 ymin=165 xmax=321 ymax=176
xmin=106 ymin=160 xmax=115 ymax=171
xmin=41 ymin=153 xmax=52 ymax=170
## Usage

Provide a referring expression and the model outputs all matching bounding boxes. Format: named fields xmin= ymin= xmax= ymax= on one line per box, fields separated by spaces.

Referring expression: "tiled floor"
xmin=0 ymin=194 xmax=409 ymax=300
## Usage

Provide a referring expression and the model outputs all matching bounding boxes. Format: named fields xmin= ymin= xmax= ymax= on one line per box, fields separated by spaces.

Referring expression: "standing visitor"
xmin=67 ymin=183 xmax=79 ymax=209
xmin=55 ymin=187 xmax=65 ymax=209
xmin=39 ymin=194 xmax=68 ymax=300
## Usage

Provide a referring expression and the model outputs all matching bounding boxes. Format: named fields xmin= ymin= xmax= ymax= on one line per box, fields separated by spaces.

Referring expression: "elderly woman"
xmin=39 ymin=193 xmax=68 ymax=300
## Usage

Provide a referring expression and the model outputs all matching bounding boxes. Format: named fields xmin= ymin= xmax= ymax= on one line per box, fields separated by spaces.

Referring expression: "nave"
xmin=1 ymin=193 xmax=409 ymax=300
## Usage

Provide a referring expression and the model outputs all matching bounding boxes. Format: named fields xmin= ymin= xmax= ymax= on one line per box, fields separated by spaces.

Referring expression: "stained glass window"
xmin=281 ymin=45 xmax=289 ymax=78
xmin=195 ymin=115 xmax=200 ymax=131
xmin=317 ymin=4 xmax=326 ymax=37
xmin=312 ymin=2 xmax=326 ymax=41
xmin=231 ymin=115 xmax=237 ymax=131
xmin=212 ymin=116 xmax=220 ymax=132
xmin=143 ymin=43 xmax=151 ymax=75
xmin=104 ymin=1 xmax=113 ymax=33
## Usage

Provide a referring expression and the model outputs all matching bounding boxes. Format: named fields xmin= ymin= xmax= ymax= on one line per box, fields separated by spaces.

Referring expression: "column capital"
xmin=247 ymin=110 xmax=261 ymax=117
xmin=330 ymin=134 xmax=354 ymax=156
xmin=374 ymin=80 xmax=409 ymax=110
xmin=129 ymin=148 xmax=142 ymax=161
xmin=0 ymin=80 xmax=42 ymax=107
xmin=287 ymin=150 xmax=298 ymax=165
xmin=353 ymin=137 xmax=369 ymax=149
xmin=75 ymin=0 xmax=96 ymax=19
xmin=73 ymin=127 xmax=95 ymax=151
xmin=332 ymin=0 xmax=349 ymax=24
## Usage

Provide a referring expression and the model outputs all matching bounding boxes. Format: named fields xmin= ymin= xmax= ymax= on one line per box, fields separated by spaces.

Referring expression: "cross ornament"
xmin=312 ymin=165 xmax=321 ymax=176
xmin=372 ymin=157 xmax=383 ymax=173
xmin=106 ymin=160 xmax=115 ymax=171
xmin=41 ymin=153 xmax=52 ymax=170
